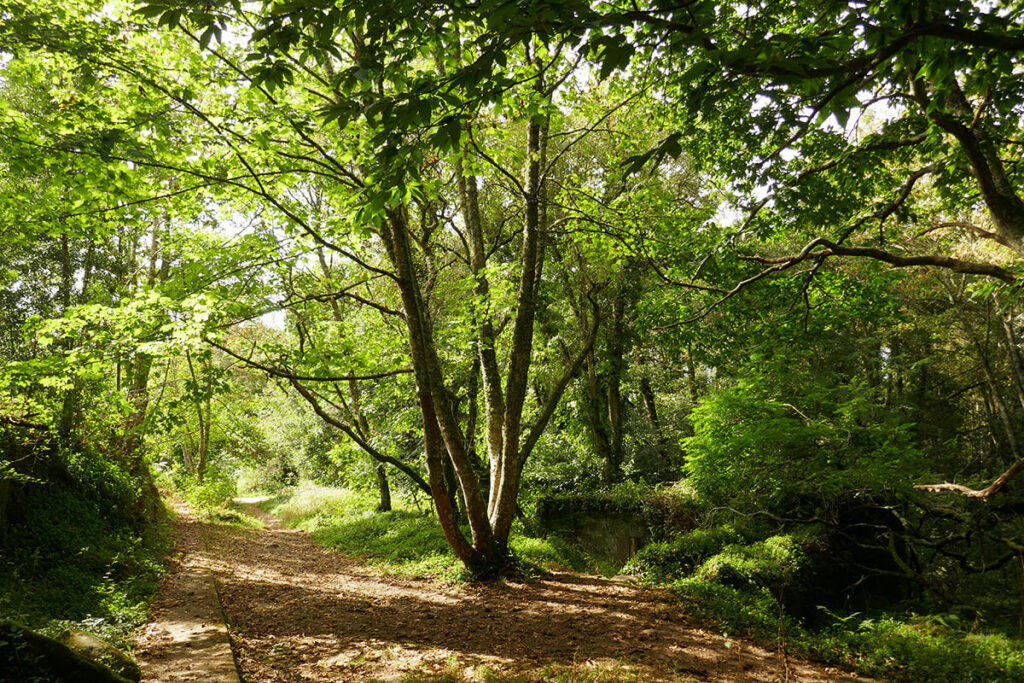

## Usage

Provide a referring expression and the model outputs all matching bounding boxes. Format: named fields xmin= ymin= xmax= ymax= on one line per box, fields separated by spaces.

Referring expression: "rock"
xmin=59 ymin=630 xmax=142 ymax=682
xmin=0 ymin=620 xmax=132 ymax=683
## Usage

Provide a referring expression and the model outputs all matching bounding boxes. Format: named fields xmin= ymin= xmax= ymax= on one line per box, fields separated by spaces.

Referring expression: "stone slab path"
xmin=133 ymin=502 xmax=240 ymax=683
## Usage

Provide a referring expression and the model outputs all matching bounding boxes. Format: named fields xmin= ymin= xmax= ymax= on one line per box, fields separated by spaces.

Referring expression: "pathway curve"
xmin=138 ymin=500 xmax=869 ymax=682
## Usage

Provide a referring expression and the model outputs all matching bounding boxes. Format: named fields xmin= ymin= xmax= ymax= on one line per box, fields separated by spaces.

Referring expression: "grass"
xmin=264 ymin=482 xmax=585 ymax=582
xmin=262 ymin=482 xmax=381 ymax=524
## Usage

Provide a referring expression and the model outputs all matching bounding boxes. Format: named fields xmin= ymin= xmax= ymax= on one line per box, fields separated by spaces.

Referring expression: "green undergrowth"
xmin=159 ymin=466 xmax=263 ymax=528
xmin=627 ymin=525 xmax=1024 ymax=683
xmin=0 ymin=456 xmax=171 ymax=649
xmin=675 ymin=578 xmax=1024 ymax=682
xmin=264 ymin=483 xmax=584 ymax=582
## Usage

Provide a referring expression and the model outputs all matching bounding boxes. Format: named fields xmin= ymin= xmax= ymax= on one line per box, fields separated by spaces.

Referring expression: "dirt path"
xmin=133 ymin=501 xmax=240 ymax=682
xmin=139 ymin=502 xmax=868 ymax=682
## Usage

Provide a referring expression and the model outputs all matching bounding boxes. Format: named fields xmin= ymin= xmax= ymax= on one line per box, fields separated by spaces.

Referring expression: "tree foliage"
xmin=1 ymin=0 xmax=1022 ymax=624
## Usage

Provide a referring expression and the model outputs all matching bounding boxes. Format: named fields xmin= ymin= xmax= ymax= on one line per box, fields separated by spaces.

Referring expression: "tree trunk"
xmin=584 ymin=353 xmax=614 ymax=477
xmin=605 ymin=285 xmax=627 ymax=482
xmin=999 ymin=310 xmax=1024 ymax=413
xmin=639 ymin=375 xmax=674 ymax=468
xmin=56 ymin=232 xmax=80 ymax=448
xmin=372 ymin=63 xmax=589 ymax=575
xmin=381 ymin=207 xmax=495 ymax=573
xmin=455 ymin=156 xmax=506 ymax=520
xmin=345 ymin=371 xmax=391 ymax=511
xmin=685 ymin=343 xmax=700 ymax=405
xmin=375 ymin=463 xmax=392 ymax=512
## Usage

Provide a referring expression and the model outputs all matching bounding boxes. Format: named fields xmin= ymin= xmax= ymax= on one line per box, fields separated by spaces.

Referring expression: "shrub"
xmin=695 ymin=534 xmax=809 ymax=591
xmin=623 ymin=524 xmax=746 ymax=581
xmin=673 ymin=577 xmax=783 ymax=635
xmin=684 ymin=365 xmax=922 ymax=511
xmin=171 ymin=466 xmax=236 ymax=512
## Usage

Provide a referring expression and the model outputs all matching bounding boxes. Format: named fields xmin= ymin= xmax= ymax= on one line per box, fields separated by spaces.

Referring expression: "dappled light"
xmin=156 ymin=501 xmax=865 ymax=682
xmin=3 ymin=0 xmax=1024 ymax=681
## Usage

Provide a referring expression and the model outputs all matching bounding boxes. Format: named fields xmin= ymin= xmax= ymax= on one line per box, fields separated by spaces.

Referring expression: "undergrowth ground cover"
xmin=0 ymin=460 xmax=171 ymax=649
xmin=624 ymin=516 xmax=1024 ymax=683
xmin=260 ymin=482 xmax=585 ymax=582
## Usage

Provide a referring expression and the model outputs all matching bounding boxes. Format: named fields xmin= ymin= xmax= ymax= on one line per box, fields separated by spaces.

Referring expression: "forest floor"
xmin=135 ymin=501 xmax=871 ymax=682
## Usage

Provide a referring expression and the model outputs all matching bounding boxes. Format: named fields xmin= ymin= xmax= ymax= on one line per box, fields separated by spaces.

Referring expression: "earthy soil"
xmin=137 ymin=502 xmax=870 ymax=682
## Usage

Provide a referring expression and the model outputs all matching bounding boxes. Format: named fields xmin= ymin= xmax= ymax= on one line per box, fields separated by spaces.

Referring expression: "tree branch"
xmin=915 ymin=457 xmax=1024 ymax=500
xmin=744 ymin=237 xmax=1017 ymax=283
xmin=208 ymin=339 xmax=412 ymax=382
xmin=288 ymin=380 xmax=432 ymax=495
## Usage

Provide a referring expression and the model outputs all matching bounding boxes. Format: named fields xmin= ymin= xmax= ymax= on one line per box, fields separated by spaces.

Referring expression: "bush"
xmin=166 ymin=465 xmax=236 ymax=512
xmin=684 ymin=365 xmax=923 ymax=511
xmin=695 ymin=534 xmax=809 ymax=591
xmin=624 ymin=524 xmax=746 ymax=581
xmin=664 ymin=532 xmax=1024 ymax=683
xmin=674 ymin=577 xmax=783 ymax=634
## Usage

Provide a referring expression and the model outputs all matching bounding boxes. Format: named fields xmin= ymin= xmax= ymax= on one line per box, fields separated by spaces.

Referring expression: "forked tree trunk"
xmin=381 ymin=208 xmax=496 ymax=573
xmin=375 ymin=102 xmax=576 ymax=575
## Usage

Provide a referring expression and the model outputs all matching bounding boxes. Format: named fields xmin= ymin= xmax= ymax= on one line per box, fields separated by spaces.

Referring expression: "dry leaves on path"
xmin=142 ymin=501 xmax=871 ymax=682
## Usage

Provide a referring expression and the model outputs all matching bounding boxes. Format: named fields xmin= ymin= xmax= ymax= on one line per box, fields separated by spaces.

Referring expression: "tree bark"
xmin=455 ymin=155 xmax=506 ymax=518
xmin=912 ymin=77 xmax=1024 ymax=255
xmin=381 ymin=208 xmax=495 ymax=571
xmin=639 ymin=375 xmax=674 ymax=467
xmin=491 ymin=107 xmax=547 ymax=547
xmin=375 ymin=463 xmax=392 ymax=512
xmin=346 ymin=372 xmax=391 ymax=511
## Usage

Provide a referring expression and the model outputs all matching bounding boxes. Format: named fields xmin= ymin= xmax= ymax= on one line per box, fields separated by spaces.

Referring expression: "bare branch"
xmin=915 ymin=456 xmax=1024 ymax=500
xmin=744 ymin=237 xmax=1017 ymax=283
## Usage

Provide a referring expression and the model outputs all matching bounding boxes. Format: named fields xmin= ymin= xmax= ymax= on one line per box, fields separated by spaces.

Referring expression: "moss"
xmin=695 ymin=534 xmax=809 ymax=590
xmin=623 ymin=524 xmax=746 ymax=581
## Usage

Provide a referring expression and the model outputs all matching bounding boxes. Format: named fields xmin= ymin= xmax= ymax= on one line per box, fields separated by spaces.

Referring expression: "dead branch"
xmin=915 ymin=457 xmax=1024 ymax=500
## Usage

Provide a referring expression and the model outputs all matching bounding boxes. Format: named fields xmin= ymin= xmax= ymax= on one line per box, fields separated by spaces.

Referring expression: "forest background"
xmin=2 ymin=1 xmax=1024 ymax=680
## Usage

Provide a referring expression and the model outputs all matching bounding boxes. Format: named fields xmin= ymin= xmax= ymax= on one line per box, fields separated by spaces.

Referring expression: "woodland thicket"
xmin=2 ymin=1 xmax=1024 ymax=678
